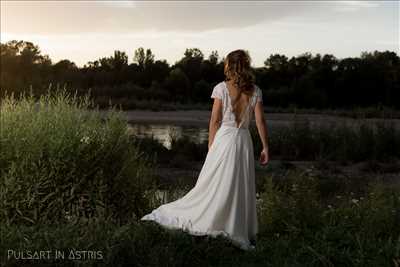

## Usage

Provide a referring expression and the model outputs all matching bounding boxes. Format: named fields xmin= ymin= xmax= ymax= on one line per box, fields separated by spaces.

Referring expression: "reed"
xmin=0 ymin=87 xmax=157 ymax=225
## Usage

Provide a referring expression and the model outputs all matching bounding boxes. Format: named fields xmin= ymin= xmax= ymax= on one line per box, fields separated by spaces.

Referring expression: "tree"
xmin=54 ymin=59 xmax=77 ymax=70
xmin=208 ymin=50 xmax=219 ymax=65
xmin=164 ymin=68 xmax=191 ymax=102
xmin=264 ymin=54 xmax=288 ymax=71
xmin=112 ymin=50 xmax=128 ymax=71
xmin=134 ymin=47 xmax=145 ymax=68
xmin=134 ymin=47 xmax=154 ymax=70
xmin=193 ymin=79 xmax=211 ymax=102
xmin=149 ymin=59 xmax=170 ymax=83
xmin=199 ymin=50 xmax=222 ymax=84
xmin=184 ymin=48 xmax=204 ymax=59
xmin=0 ymin=40 xmax=51 ymax=91
xmin=175 ymin=48 xmax=204 ymax=85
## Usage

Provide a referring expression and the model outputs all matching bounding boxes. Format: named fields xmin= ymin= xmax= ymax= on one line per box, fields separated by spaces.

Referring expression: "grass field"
xmin=1 ymin=89 xmax=399 ymax=266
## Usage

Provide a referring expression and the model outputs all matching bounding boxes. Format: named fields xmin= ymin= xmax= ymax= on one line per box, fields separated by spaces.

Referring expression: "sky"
xmin=1 ymin=1 xmax=398 ymax=67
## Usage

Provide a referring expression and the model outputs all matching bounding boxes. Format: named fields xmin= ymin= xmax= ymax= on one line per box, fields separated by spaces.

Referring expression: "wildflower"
xmin=65 ymin=211 xmax=71 ymax=221
xmin=351 ymin=198 xmax=359 ymax=204
xmin=327 ymin=205 xmax=333 ymax=209
xmin=80 ymin=136 xmax=90 ymax=144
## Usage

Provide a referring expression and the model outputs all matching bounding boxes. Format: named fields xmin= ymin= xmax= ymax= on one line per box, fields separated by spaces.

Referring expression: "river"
xmin=112 ymin=110 xmax=400 ymax=149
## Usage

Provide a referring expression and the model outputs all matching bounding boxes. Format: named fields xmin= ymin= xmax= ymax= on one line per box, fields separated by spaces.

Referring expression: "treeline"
xmin=1 ymin=40 xmax=399 ymax=109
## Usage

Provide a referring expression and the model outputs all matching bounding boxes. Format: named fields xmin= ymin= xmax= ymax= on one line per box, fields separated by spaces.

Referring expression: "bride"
xmin=141 ymin=49 xmax=270 ymax=250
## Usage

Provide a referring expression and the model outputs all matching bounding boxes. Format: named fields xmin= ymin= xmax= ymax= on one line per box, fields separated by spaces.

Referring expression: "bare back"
xmin=210 ymin=81 xmax=263 ymax=129
xmin=225 ymin=80 xmax=254 ymax=126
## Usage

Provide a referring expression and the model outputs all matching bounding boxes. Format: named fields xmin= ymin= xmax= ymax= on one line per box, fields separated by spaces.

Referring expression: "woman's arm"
xmin=254 ymin=101 xmax=269 ymax=165
xmin=208 ymin=98 xmax=223 ymax=149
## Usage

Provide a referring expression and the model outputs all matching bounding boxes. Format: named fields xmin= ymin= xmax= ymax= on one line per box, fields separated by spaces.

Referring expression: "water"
xmin=126 ymin=114 xmax=400 ymax=149
xmin=127 ymin=123 xmax=209 ymax=149
xmin=127 ymin=120 xmax=304 ymax=148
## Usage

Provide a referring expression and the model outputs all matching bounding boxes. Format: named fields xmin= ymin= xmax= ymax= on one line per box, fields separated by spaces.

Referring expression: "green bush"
xmin=258 ymin=170 xmax=323 ymax=236
xmin=0 ymin=88 xmax=156 ymax=225
xmin=257 ymin=171 xmax=400 ymax=266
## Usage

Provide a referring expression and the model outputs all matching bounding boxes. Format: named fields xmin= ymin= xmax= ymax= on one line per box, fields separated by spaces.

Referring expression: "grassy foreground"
xmin=0 ymin=89 xmax=399 ymax=266
xmin=2 ymin=171 xmax=399 ymax=267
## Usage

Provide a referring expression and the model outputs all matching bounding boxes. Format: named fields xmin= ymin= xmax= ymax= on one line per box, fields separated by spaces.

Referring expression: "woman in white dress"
xmin=141 ymin=49 xmax=270 ymax=250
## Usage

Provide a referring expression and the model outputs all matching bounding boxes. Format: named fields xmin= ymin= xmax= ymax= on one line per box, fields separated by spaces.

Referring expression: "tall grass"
xmin=0 ymin=88 xmax=157 ymax=225
xmin=250 ymin=119 xmax=400 ymax=162
xmin=257 ymin=170 xmax=400 ymax=266
xmin=2 ymin=171 xmax=399 ymax=266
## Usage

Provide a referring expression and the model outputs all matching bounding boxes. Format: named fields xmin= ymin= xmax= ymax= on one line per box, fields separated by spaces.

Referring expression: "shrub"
xmin=257 ymin=170 xmax=400 ymax=266
xmin=0 ymin=88 xmax=156 ymax=225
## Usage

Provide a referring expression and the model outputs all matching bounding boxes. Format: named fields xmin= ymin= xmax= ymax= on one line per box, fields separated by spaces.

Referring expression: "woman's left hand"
xmin=259 ymin=148 xmax=269 ymax=165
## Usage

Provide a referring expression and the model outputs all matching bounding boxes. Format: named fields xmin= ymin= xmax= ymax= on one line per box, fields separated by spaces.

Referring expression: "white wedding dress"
xmin=141 ymin=81 xmax=263 ymax=250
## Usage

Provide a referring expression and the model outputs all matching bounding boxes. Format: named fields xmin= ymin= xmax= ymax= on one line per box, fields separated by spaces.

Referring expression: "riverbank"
xmin=94 ymin=100 xmax=400 ymax=119
xmin=99 ymin=109 xmax=400 ymax=128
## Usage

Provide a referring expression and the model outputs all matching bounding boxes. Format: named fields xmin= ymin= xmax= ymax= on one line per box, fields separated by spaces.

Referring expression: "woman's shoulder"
xmin=252 ymin=84 xmax=261 ymax=94
xmin=211 ymin=81 xmax=226 ymax=99
xmin=216 ymin=81 xmax=226 ymax=89
xmin=253 ymin=84 xmax=263 ymax=102
xmin=215 ymin=81 xmax=227 ymax=94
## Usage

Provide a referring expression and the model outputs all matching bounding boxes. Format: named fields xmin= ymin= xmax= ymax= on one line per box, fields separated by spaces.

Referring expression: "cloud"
xmin=99 ymin=1 xmax=138 ymax=9
xmin=1 ymin=1 xmax=397 ymax=68
xmin=332 ymin=0 xmax=381 ymax=12
xmin=341 ymin=1 xmax=381 ymax=8
xmin=1 ymin=1 xmax=328 ymax=34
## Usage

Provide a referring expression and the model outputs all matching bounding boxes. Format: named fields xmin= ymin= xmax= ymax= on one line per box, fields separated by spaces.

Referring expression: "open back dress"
xmin=141 ymin=81 xmax=263 ymax=250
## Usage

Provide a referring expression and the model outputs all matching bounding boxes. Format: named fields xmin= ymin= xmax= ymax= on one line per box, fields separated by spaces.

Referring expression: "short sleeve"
xmin=256 ymin=86 xmax=263 ymax=103
xmin=211 ymin=84 xmax=223 ymax=100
